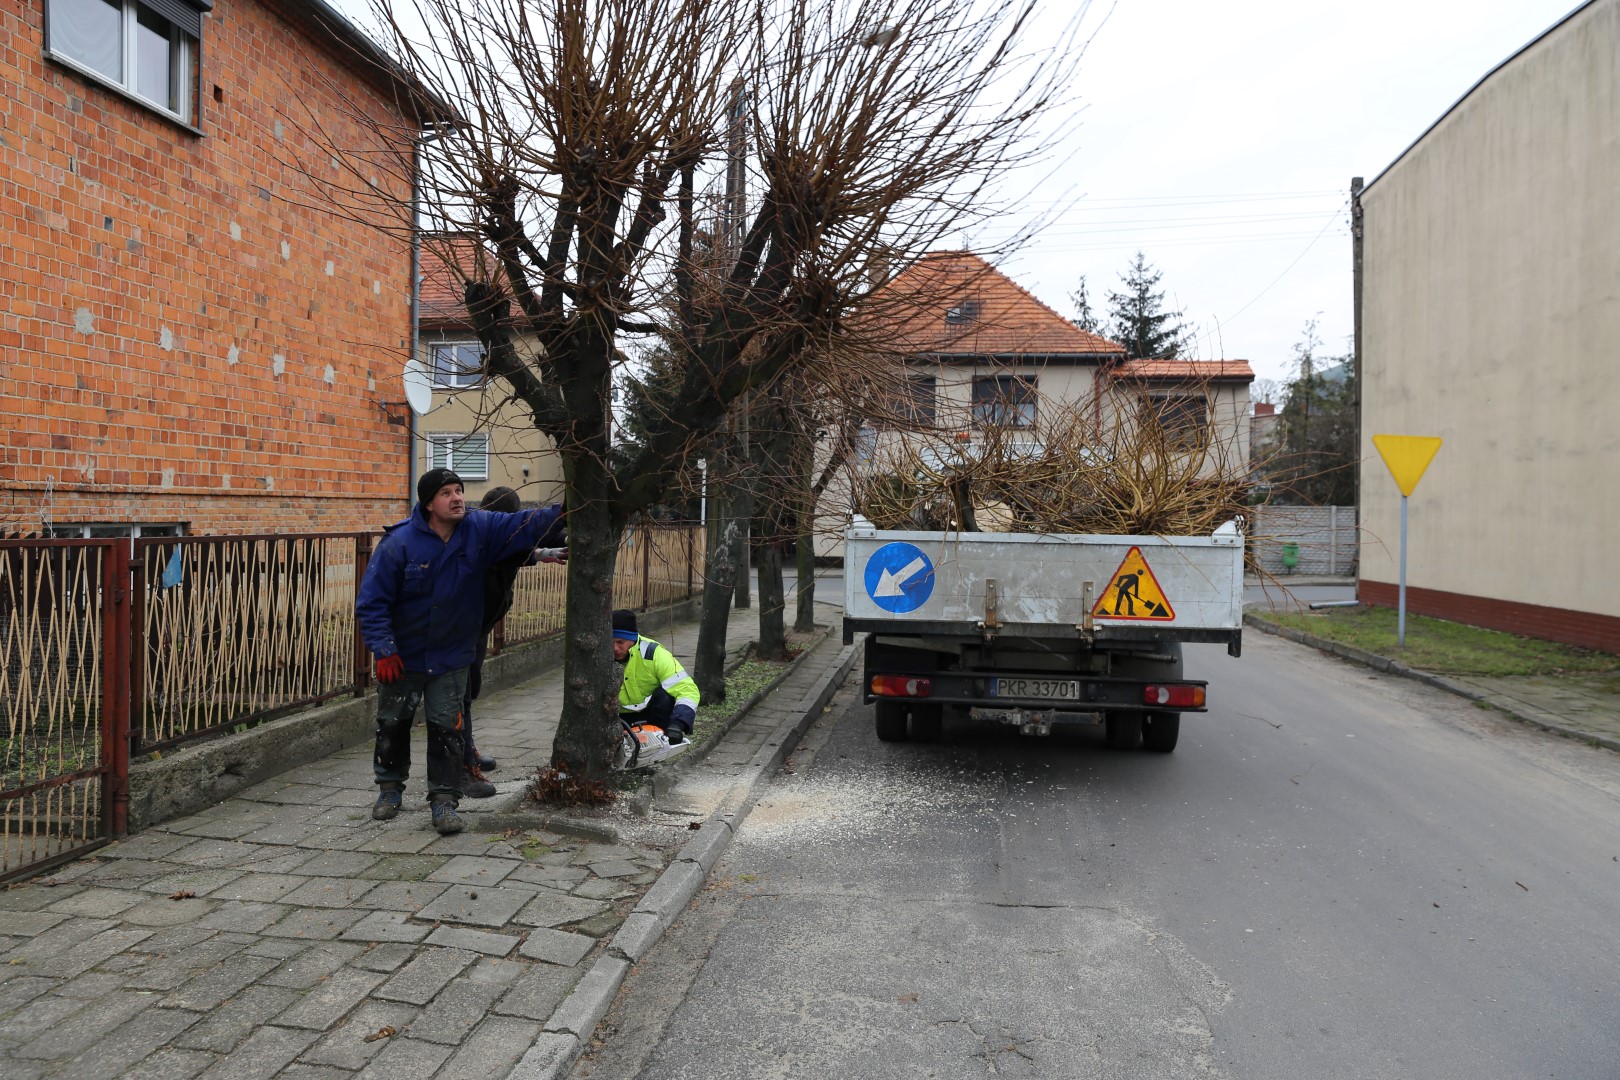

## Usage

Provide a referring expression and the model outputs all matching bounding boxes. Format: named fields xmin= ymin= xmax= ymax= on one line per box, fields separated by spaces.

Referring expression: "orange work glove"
xmin=375 ymin=654 xmax=405 ymax=683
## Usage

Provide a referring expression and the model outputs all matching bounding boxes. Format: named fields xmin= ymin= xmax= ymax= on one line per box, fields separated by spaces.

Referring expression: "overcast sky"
xmin=336 ymin=0 xmax=1587 ymax=390
xmin=985 ymin=0 xmax=1585 ymax=387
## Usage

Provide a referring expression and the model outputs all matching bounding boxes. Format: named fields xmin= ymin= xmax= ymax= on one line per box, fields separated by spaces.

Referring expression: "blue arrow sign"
xmin=863 ymin=542 xmax=935 ymax=614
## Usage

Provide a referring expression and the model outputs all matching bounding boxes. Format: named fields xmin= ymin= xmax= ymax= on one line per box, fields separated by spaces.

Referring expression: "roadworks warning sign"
xmin=1091 ymin=547 xmax=1176 ymax=621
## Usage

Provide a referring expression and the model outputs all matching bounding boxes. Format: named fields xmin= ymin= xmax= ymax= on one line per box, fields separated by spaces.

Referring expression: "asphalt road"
xmin=572 ymin=632 xmax=1620 ymax=1080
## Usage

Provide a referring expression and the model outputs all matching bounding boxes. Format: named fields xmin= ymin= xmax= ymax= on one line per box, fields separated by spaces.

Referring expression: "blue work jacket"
xmin=356 ymin=503 xmax=564 ymax=675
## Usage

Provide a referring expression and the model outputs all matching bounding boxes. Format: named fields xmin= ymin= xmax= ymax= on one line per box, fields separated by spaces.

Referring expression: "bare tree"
xmin=297 ymin=0 xmax=1078 ymax=778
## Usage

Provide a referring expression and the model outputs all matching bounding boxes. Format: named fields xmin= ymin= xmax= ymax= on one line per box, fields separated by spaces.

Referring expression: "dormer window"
xmin=944 ymin=299 xmax=980 ymax=325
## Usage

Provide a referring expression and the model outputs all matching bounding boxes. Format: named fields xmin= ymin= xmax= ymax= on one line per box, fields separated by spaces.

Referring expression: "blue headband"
xmin=612 ymin=629 xmax=639 ymax=641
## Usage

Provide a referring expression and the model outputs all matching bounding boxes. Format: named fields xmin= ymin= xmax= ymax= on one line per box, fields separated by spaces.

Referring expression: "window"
xmin=945 ymin=299 xmax=980 ymax=325
xmin=971 ymin=375 xmax=1037 ymax=428
xmin=46 ymin=0 xmax=204 ymax=124
xmin=1140 ymin=393 xmax=1210 ymax=447
xmin=46 ymin=522 xmax=183 ymax=538
xmin=427 ymin=433 xmax=490 ymax=479
xmin=877 ymin=374 xmax=935 ymax=428
xmin=430 ymin=342 xmax=484 ymax=388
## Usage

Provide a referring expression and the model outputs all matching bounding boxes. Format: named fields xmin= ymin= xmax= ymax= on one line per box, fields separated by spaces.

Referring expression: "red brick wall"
xmin=1360 ymin=579 xmax=1620 ymax=657
xmin=0 ymin=0 xmax=417 ymax=536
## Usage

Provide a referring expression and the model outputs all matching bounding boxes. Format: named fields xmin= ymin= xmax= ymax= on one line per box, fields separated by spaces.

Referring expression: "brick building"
xmin=1 ymin=0 xmax=431 ymax=537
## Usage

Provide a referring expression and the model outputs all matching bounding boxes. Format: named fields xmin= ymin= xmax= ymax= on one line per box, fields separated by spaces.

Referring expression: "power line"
xmin=1219 ymin=200 xmax=1350 ymax=326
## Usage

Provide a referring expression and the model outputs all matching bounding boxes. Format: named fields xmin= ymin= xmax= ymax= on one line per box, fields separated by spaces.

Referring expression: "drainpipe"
xmin=408 ymin=133 xmax=423 ymax=511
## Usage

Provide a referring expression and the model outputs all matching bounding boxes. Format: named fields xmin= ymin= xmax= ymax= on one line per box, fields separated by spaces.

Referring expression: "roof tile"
xmin=869 ymin=251 xmax=1124 ymax=357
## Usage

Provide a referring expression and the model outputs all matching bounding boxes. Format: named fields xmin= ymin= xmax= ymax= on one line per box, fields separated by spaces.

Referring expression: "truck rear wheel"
xmin=1105 ymin=712 xmax=1142 ymax=750
xmin=1142 ymin=712 xmax=1180 ymax=753
xmin=875 ymin=700 xmax=909 ymax=742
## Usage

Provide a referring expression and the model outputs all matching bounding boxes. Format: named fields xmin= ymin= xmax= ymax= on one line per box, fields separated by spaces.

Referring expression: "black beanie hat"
xmin=481 ymin=486 xmax=521 ymax=513
xmin=417 ymin=468 xmax=463 ymax=507
xmin=611 ymin=609 xmax=638 ymax=641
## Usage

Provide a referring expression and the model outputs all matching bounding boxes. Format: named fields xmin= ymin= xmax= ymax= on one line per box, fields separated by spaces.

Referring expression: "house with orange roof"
xmin=814 ymin=251 xmax=1252 ymax=558
xmin=411 ymin=237 xmax=566 ymax=509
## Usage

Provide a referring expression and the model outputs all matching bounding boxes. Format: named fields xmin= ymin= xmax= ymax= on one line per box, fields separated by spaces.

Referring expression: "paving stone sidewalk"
xmin=0 ymin=601 xmax=849 ymax=1079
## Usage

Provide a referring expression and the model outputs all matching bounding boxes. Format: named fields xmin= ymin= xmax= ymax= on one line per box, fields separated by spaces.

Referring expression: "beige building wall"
xmin=415 ymin=334 xmax=567 ymax=509
xmin=1358 ymin=0 xmax=1620 ymax=634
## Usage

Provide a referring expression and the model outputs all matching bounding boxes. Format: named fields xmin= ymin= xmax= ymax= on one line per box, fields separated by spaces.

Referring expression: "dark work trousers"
xmin=374 ymin=667 xmax=469 ymax=802
xmin=621 ymin=686 xmax=676 ymax=732
xmin=461 ymin=638 xmax=489 ymax=769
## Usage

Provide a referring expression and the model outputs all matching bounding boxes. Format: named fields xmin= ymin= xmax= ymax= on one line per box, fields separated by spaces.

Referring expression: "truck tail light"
xmin=871 ymin=674 xmax=932 ymax=698
xmin=1143 ymin=684 xmax=1204 ymax=708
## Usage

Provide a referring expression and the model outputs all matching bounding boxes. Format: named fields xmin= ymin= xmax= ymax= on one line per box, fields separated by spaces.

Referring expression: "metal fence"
xmin=1248 ymin=505 xmax=1358 ymax=576
xmin=132 ymin=533 xmax=371 ymax=752
xmin=0 ymin=523 xmax=702 ymax=880
xmin=499 ymin=524 xmax=704 ymax=651
xmin=0 ymin=540 xmax=128 ymax=881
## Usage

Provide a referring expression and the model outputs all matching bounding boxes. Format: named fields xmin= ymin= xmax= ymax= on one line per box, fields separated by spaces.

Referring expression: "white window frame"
xmin=46 ymin=522 xmax=184 ymax=538
xmin=430 ymin=341 xmax=485 ymax=389
xmin=45 ymin=0 xmax=201 ymax=125
xmin=427 ymin=433 xmax=490 ymax=480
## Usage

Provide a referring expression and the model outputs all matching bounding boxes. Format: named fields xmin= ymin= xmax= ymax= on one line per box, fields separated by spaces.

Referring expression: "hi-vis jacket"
xmin=618 ymin=636 xmax=700 ymax=720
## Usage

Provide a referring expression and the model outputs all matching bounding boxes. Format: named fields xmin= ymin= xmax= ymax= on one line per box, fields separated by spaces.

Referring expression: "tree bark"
xmin=548 ymin=461 xmax=624 ymax=779
xmin=793 ymin=423 xmax=818 ymax=633
xmin=755 ymin=536 xmax=786 ymax=659
xmin=752 ymin=392 xmax=799 ymax=659
xmin=794 ymin=522 xmax=816 ymax=633
xmin=693 ymin=510 xmax=741 ymax=704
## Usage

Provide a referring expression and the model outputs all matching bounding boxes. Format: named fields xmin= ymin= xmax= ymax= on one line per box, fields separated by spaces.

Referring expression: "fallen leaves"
xmin=169 ymin=890 xmax=196 ymax=900
xmin=363 ymin=1026 xmax=397 ymax=1043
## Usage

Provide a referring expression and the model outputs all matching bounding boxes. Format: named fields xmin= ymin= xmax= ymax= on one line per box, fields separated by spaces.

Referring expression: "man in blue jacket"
xmin=356 ymin=467 xmax=564 ymax=834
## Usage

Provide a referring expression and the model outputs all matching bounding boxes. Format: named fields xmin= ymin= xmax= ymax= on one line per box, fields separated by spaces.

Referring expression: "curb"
xmin=635 ymin=627 xmax=837 ymax=807
xmin=1243 ymin=612 xmax=1620 ymax=754
xmin=509 ymin=637 xmax=863 ymax=1080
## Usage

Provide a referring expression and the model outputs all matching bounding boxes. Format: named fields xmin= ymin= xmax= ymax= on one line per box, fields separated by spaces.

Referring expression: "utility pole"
xmin=725 ymin=80 xmax=753 ymax=609
xmin=1350 ymin=176 xmax=1365 ymax=582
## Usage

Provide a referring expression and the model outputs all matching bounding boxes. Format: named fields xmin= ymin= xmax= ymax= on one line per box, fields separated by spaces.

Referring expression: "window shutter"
xmin=136 ymin=0 xmax=207 ymax=38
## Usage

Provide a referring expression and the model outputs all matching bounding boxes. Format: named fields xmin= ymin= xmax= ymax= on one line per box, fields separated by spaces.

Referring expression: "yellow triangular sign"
xmin=1092 ymin=547 xmax=1176 ymax=621
xmin=1372 ymin=434 xmax=1442 ymax=497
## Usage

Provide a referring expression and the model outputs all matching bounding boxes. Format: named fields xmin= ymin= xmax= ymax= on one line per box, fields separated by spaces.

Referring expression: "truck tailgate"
xmin=843 ymin=525 xmax=1244 ymax=641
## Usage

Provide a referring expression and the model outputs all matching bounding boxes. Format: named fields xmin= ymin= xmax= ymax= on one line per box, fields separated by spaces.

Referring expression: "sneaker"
xmin=462 ymin=765 xmax=496 ymax=799
xmin=430 ymin=799 xmax=464 ymax=835
xmin=371 ymin=788 xmax=403 ymax=821
xmin=470 ymin=744 xmax=497 ymax=771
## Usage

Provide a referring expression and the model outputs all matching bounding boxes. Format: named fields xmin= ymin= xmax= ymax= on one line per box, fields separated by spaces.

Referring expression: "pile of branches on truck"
xmin=851 ymin=397 xmax=1252 ymax=540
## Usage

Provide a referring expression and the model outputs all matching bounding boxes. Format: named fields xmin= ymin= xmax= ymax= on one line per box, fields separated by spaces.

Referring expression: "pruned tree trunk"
xmin=694 ymin=511 xmax=742 ymax=704
xmin=792 ymin=420 xmax=818 ymax=633
xmin=753 ymin=394 xmax=794 ymax=659
xmin=550 ymin=464 xmax=625 ymax=776
xmin=794 ymin=517 xmax=817 ymax=633
xmin=756 ymin=537 xmax=786 ymax=659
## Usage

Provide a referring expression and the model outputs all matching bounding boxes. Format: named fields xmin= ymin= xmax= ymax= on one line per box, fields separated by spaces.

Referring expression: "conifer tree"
xmin=1106 ymin=251 xmax=1188 ymax=359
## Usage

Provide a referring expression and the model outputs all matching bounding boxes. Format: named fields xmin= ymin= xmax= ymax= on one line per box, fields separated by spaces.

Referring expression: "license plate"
xmin=991 ymin=678 xmax=1080 ymax=701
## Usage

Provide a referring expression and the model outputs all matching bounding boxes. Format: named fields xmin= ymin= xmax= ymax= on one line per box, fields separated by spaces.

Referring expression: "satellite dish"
xmin=403 ymin=359 xmax=434 ymax=415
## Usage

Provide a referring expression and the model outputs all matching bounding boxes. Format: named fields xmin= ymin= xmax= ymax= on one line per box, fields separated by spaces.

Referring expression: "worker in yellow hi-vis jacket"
xmin=611 ymin=608 xmax=699 ymax=764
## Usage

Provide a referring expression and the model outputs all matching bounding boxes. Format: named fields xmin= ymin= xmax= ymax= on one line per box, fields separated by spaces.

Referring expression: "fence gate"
xmin=0 ymin=540 xmax=129 ymax=881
